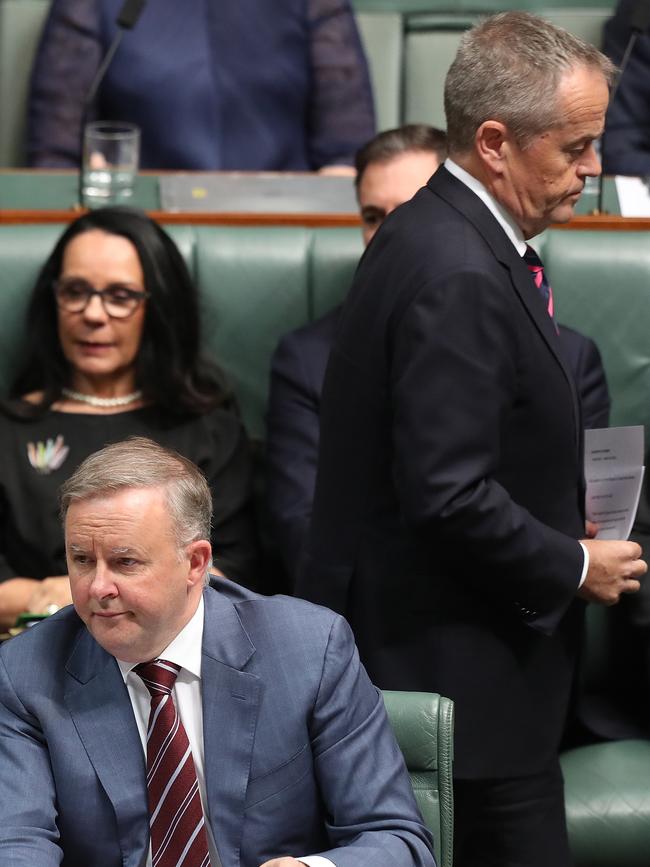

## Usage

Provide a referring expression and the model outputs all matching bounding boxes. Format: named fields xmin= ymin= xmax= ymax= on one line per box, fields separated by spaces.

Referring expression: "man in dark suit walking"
xmin=267 ymin=126 xmax=610 ymax=586
xmin=296 ymin=13 xmax=647 ymax=867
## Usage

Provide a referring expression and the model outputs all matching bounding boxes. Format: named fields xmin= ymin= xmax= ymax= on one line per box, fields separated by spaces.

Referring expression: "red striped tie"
xmin=523 ymin=244 xmax=555 ymax=320
xmin=135 ymin=659 xmax=211 ymax=867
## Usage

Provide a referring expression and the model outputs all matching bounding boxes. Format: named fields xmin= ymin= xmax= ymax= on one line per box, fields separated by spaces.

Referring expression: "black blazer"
xmin=267 ymin=311 xmax=609 ymax=583
xmin=297 ymin=167 xmax=588 ymax=779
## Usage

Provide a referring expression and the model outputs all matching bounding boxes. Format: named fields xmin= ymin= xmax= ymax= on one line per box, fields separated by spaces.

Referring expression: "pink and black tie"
xmin=135 ymin=659 xmax=210 ymax=867
xmin=523 ymin=244 xmax=555 ymax=322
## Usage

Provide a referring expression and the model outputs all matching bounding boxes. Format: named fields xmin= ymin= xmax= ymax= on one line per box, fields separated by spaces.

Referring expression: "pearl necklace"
xmin=61 ymin=387 xmax=143 ymax=408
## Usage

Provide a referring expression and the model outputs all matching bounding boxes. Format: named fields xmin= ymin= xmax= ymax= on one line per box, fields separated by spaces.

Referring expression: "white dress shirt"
xmin=443 ymin=158 xmax=589 ymax=588
xmin=117 ymin=596 xmax=334 ymax=867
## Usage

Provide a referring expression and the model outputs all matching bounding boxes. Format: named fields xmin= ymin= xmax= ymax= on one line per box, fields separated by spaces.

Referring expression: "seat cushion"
xmin=561 ymin=739 xmax=650 ymax=867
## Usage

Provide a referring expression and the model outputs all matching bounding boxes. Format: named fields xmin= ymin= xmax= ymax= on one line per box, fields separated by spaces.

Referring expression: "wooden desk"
xmin=0 ymin=170 xmax=361 ymax=227
xmin=1 ymin=170 xmax=650 ymax=230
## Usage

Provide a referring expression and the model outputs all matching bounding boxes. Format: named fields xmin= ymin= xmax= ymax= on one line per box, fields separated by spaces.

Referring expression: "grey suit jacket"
xmin=0 ymin=578 xmax=434 ymax=866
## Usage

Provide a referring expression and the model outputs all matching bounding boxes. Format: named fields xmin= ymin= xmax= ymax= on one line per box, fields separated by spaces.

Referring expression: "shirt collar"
xmin=117 ymin=595 xmax=205 ymax=682
xmin=444 ymin=158 xmax=528 ymax=257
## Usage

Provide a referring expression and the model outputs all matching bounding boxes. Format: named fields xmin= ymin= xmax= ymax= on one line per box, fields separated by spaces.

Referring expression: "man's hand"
xmin=579 ymin=539 xmax=646 ymax=604
xmin=259 ymin=859 xmax=304 ymax=866
xmin=26 ymin=576 xmax=72 ymax=614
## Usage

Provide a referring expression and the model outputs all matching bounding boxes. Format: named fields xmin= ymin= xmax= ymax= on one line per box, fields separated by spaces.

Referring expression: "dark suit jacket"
xmin=602 ymin=0 xmax=650 ymax=176
xmin=27 ymin=0 xmax=375 ymax=170
xmin=268 ymin=309 xmax=609 ymax=584
xmin=0 ymin=578 xmax=434 ymax=866
xmin=296 ymin=166 xmax=588 ymax=780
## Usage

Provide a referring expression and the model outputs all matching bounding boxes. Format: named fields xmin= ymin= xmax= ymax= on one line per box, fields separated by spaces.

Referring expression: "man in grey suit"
xmin=0 ymin=437 xmax=434 ymax=867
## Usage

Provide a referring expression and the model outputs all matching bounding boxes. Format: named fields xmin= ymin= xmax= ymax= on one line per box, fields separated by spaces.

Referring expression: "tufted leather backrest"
xmin=382 ymin=690 xmax=455 ymax=867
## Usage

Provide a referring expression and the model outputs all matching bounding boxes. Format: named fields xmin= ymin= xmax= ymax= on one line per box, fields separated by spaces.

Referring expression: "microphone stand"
xmin=77 ymin=0 xmax=148 ymax=206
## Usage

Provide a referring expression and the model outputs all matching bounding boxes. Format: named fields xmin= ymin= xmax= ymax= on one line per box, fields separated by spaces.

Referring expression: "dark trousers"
xmin=453 ymin=761 xmax=573 ymax=867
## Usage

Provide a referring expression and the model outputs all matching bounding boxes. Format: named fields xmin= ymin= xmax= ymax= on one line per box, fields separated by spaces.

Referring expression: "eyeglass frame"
xmin=52 ymin=278 xmax=150 ymax=319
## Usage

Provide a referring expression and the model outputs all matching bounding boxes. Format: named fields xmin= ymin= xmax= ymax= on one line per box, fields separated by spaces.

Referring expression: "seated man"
xmin=266 ymin=124 xmax=610 ymax=583
xmin=0 ymin=437 xmax=434 ymax=867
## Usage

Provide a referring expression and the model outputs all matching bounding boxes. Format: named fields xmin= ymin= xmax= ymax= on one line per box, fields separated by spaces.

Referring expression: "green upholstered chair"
xmin=545 ymin=228 xmax=650 ymax=866
xmin=562 ymin=737 xmax=650 ymax=866
xmin=545 ymin=229 xmax=650 ymax=433
xmin=402 ymin=5 xmax=611 ymax=130
xmin=355 ymin=12 xmax=403 ymax=132
xmin=383 ymin=690 xmax=455 ymax=867
xmin=193 ymin=225 xmax=361 ymax=440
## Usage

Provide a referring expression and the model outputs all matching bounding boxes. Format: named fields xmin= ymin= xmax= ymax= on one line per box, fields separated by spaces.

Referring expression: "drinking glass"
xmin=82 ymin=121 xmax=140 ymax=205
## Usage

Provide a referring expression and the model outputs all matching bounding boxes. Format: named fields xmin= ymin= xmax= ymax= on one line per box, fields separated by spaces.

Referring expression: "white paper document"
xmin=585 ymin=425 xmax=645 ymax=540
xmin=615 ymin=176 xmax=650 ymax=217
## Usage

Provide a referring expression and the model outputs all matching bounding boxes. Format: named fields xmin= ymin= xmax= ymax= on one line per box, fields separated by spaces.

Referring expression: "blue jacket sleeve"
xmin=309 ymin=615 xmax=436 ymax=866
xmin=27 ymin=0 xmax=102 ymax=167
xmin=0 ymin=654 xmax=62 ymax=864
xmin=306 ymin=0 xmax=375 ymax=168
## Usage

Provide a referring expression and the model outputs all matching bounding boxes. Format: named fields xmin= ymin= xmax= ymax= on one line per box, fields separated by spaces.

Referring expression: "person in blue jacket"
xmin=27 ymin=0 xmax=375 ymax=172
xmin=602 ymin=0 xmax=650 ymax=176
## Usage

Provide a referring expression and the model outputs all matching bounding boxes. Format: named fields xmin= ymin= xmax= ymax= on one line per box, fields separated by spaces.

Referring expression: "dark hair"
xmin=9 ymin=207 xmax=230 ymax=417
xmin=354 ymin=124 xmax=448 ymax=190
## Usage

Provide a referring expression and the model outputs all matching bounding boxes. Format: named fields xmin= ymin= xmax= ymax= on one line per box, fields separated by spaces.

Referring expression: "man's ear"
xmin=186 ymin=539 xmax=212 ymax=588
xmin=475 ymin=120 xmax=510 ymax=174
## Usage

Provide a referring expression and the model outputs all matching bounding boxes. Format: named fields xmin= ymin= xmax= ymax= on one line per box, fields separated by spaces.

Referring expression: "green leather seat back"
xmin=310 ymin=228 xmax=363 ymax=319
xmin=402 ymin=5 xmax=610 ymax=129
xmin=382 ymin=690 xmax=455 ymax=867
xmin=560 ymin=739 xmax=650 ymax=867
xmin=355 ymin=12 xmax=403 ymax=131
xmin=194 ymin=226 xmax=360 ymax=439
xmin=0 ymin=0 xmax=50 ymax=166
xmin=194 ymin=226 xmax=314 ymax=440
xmin=544 ymin=230 xmax=650 ymax=433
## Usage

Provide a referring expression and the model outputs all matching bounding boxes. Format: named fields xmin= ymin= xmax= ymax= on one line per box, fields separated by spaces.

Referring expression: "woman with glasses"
xmin=0 ymin=207 xmax=258 ymax=627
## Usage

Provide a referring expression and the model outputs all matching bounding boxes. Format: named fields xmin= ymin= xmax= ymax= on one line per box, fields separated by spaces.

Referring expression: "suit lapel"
xmin=200 ymin=587 xmax=261 ymax=867
xmin=64 ymin=630 xmax=149 ymax=867
xmin=431 ymin=167 xmax=581 ymax=448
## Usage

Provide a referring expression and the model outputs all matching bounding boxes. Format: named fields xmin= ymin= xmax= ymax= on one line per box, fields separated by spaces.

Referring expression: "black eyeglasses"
xmin=53 ymin=278 xmax=149 ymax=319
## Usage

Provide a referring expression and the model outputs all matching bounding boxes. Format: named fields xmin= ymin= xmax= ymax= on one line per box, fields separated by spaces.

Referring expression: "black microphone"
xmin=78 ymin=0 xmax=148 ymax=205
xmin=596 ymin=0 xmax=650 ymax=214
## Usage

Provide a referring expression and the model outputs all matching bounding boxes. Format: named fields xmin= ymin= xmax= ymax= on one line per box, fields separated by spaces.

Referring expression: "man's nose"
xmin=580 ymin=142 xmax=602 ymax=178
xmin=88 ymin=563 xmax=118 ymax=599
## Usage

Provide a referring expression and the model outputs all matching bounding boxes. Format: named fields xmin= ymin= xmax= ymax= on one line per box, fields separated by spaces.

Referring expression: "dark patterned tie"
xmin=135 ymin=659 xmax=211 ymax=867
xmin=523 ymin=244 xmax=555 ymax=321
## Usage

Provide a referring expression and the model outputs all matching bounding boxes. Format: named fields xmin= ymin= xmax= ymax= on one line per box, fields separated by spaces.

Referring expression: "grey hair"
xmin=444 ymin=11 xmax=616 ymax=154
xmin=60 ymin=437 xmax=212 ymax=552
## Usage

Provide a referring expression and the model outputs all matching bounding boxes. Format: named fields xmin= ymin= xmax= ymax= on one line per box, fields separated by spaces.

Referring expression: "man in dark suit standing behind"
xmin=296 ymin=13 xmax=647 ymax=867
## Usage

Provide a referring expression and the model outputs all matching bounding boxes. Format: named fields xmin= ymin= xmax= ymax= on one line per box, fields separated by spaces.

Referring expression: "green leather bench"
xmin=0 ymin=222 xmax=363 ymax=440
xmin=1 ymin=218 xmax=649 ymax=867
xmin=0 ymin=0 xmax=616 ymax=166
